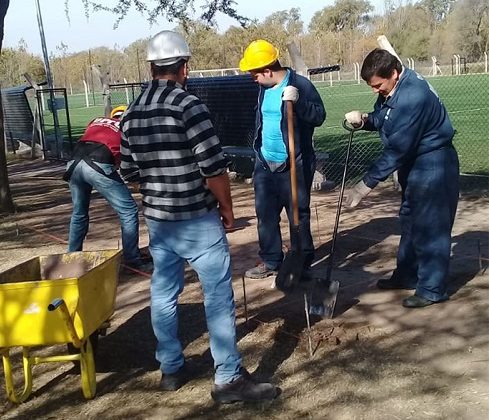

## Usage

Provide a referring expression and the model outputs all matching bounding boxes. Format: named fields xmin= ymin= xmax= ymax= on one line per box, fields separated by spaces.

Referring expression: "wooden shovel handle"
xmin=287 ymin=100 xmax=300 ymax=226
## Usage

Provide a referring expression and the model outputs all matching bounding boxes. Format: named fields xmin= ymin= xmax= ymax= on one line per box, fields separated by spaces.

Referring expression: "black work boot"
xmin=160 ymin=363 xmax=192 ymax=391
xmin=211 ymin=368 xmax=279 ymax=404
xmin=402 ymin=295 xmax=437 ymax=308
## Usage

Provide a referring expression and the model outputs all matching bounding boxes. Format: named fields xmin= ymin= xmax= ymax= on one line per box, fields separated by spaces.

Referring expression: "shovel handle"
xmin=342 ymin=119 xmax=364 ymax=132
xmin=287 ymin=100 xmax=300 ymax=226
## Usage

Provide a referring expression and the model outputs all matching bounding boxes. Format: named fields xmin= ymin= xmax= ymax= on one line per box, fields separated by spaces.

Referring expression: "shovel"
xmin=309 ymin=119 xmax=363 ymax=318
xmin=275 ymin=100 xmax=306 ymax=293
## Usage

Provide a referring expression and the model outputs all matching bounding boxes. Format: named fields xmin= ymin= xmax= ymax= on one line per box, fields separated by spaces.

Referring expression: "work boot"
xmin=160 ymin=363 xmax=192 ymax=391
xmin=402 ymin=295 xmax=439 ymax=308
xmin=211 ymin=368 xmax=279 ymax=403
xmin=245 ymin=262 xmax=278 ymax=279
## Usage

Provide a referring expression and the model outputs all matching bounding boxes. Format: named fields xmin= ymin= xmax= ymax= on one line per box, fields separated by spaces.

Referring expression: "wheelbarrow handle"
xmin=48 ymin=298 xmax=82 ymax=348
xmin=342 ymin=119 xmax=364 ymax=132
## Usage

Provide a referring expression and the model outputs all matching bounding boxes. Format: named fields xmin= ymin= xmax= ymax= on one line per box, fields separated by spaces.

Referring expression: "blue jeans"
xmin=145 ymin=209 xmax=242 ymax=385
xmin=68 ymin=160 xmax=141 ymax=263
xmin=396 ymin=146 xmax=459 ymax=301
xmin=253 ymin=159 xmax=315 ymax=269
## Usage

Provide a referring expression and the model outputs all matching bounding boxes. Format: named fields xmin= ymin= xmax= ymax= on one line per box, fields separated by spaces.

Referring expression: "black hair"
xmin=151 ymin=59 xmax=187 ymax=77
xmin=253 ymin=59 xmax=282 ymax=73
xmin=268 ymin=60 xmax=282 ymax=71
xmin=360 ymin=48 xmax=402 ymax=82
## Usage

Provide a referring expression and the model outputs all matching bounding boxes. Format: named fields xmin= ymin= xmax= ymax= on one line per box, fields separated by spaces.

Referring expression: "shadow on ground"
xmin=1 ymin=159 xmax=488 ymax=419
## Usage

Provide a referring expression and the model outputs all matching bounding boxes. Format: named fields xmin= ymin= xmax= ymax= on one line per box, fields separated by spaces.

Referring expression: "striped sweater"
xmin=120 ymin=79 xmax=227 ymax=221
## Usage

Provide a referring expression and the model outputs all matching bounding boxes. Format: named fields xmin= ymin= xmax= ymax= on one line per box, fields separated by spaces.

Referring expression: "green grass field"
xmin=314 ymin=73 xmax=489 ymax=179
xmin=43 ymin=73 xmax=489 ymax=178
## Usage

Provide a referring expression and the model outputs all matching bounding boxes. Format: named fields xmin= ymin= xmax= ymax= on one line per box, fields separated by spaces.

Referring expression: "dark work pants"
xmin=396 ymin=146 xmax=459 ymax=301
xmin=253 ymin=159 xmax=315 ymax=269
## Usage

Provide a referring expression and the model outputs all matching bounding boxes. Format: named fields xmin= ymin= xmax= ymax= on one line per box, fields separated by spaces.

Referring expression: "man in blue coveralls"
xmin=344 ymin=48 xmax=459 ymax=308
xmin=239 ymin=40 xmax=326 ymax=279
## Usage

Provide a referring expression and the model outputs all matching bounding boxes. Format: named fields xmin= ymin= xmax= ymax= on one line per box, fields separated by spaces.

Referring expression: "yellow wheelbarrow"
xmin=0 ymin=249 xmax=122 ymax=403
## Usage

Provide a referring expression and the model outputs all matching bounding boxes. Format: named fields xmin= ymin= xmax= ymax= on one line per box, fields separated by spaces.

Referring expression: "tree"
xmin=420 ymin=0 xmax=455 ymax=28
xmin=123 ymin=39 xmax=150 ymax=82
xmin=309 ymin=0 xmax=373 ymax=64
xmin=68 ymin=0 xmax=250 ymax=28
xmin=175 ymin=21 xmax=222 ymax=69
xmin=262 ymin=8 xmax=304 ymax=39
xmin=0 ymin=43 xmax=46 ymax=87
xmin=0 ymin=0 xmax=14 ymax=214
xmin=450 ymin=0 xmax=489 ymax=60
xmin=385 ymin=4 xmax=432 ymax=60
xmin=309 ymin=0 xmax=373 ymax=33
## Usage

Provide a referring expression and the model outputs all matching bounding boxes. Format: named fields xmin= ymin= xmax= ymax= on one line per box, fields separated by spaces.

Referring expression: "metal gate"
xmin=36 ymin=87 xmax=74 ymax=160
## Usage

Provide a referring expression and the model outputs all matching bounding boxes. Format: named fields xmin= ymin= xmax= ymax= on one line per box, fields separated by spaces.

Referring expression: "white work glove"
xmin=282 ymin=86 xmax=299 ymax=103
xmin=345 ymin=111 xmax=367 ymax=128
xmin=344 ymin=180 xmax=372 ymax=208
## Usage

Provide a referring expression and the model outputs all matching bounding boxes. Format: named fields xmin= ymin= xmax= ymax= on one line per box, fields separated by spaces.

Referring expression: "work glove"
xmin=345 ymin=110 xmax=367 ymax=128
xmin=344 ymin=180 xmax=372 ymax=208
xmin=282 ymin=86 xmax=299 ymax=103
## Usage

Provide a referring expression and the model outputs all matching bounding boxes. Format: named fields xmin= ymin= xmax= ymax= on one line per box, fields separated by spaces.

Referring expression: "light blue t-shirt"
xmin=260 ymin=70 xmax=290 ymax=163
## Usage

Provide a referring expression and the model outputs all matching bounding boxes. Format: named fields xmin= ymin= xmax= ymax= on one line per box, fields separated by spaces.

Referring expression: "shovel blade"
xmin=309 ymin=279 xmax=340 ymax=318
xmin=275 ymin=250 xmax=306 ymax=293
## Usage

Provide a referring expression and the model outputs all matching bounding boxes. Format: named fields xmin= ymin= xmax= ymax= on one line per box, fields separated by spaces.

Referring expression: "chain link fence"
xmin=314 ymin=61 xmax=488 ymax=195
xmin=108 ymin=66 xmax=488 ymax=196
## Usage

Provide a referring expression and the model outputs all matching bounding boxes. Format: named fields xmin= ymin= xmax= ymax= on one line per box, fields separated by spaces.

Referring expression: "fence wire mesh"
xmin=108 ymin=68 xmax=488 ymax=196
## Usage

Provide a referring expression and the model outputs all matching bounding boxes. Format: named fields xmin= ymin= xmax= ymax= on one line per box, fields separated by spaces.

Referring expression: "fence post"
xmin=82 ymin=80 xmax=89 ymax=107
xmin=39 ymin=86 xmax=45 ymax=112
xmin=329 ymin=72 xmax=333 ymax=87
xmin=485 ymin=52 xmax=488 ymax=73
xmin=453 ymin=54 xmax=460 ymax=75
xmin=124 ymin=78 xmax=130 ymax=104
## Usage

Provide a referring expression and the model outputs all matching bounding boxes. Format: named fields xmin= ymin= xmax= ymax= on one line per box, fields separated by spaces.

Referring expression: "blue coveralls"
xmin=363 ymin=68 xmax=459 ymax=302
xmin=252 ymin=68 xmax=326 ymax=269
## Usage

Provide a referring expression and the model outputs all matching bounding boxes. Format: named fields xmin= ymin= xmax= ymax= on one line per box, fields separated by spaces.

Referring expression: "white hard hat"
xmin=147 ymin=30 xmax=191 ymax=66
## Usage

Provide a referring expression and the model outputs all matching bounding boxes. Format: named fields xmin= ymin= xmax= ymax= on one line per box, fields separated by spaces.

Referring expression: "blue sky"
xmin=4 ymin=1 xmax=385 ymax=55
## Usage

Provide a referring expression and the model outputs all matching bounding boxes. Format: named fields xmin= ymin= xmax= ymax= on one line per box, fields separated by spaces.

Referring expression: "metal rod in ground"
xmin=241 ymin=275 xmax=249 ymax=325
xmin=304 ymin=292 xmax=313 ymax=358
xmin=315 ymin=202 xmax=321 ymax=244
xmin=478 ymin=239 xmax=483 ymax=274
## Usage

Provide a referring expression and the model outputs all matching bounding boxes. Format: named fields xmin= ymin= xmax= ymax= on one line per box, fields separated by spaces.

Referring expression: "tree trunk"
xmin=0 ymin=0 xmax=14 ymax=214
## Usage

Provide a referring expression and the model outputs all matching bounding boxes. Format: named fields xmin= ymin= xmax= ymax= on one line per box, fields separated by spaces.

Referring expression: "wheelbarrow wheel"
xmin=80 ymin=338 xmax=96 ymax=399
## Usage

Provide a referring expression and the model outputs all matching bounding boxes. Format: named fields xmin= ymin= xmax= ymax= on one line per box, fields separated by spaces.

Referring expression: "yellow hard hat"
xmin=239 ymin=40 xmax=279 ymax=72
xmin=110 ymin=105 xmax=127 ymax=119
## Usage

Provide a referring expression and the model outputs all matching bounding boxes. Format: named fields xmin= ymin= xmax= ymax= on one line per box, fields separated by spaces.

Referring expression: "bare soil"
xmin=1 ymin=158 xmax=488 ymax=420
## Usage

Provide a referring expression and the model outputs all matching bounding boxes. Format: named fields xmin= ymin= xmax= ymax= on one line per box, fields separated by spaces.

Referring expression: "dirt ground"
xmin=0 ymin=158 xmax=488 ymax=420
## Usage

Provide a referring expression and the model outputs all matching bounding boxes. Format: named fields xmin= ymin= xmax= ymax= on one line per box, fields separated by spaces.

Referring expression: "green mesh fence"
xmin=314 ymin=72 xmax=489 ymax=195
xmin=107 ymin=72 xmax=488 ymax=196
